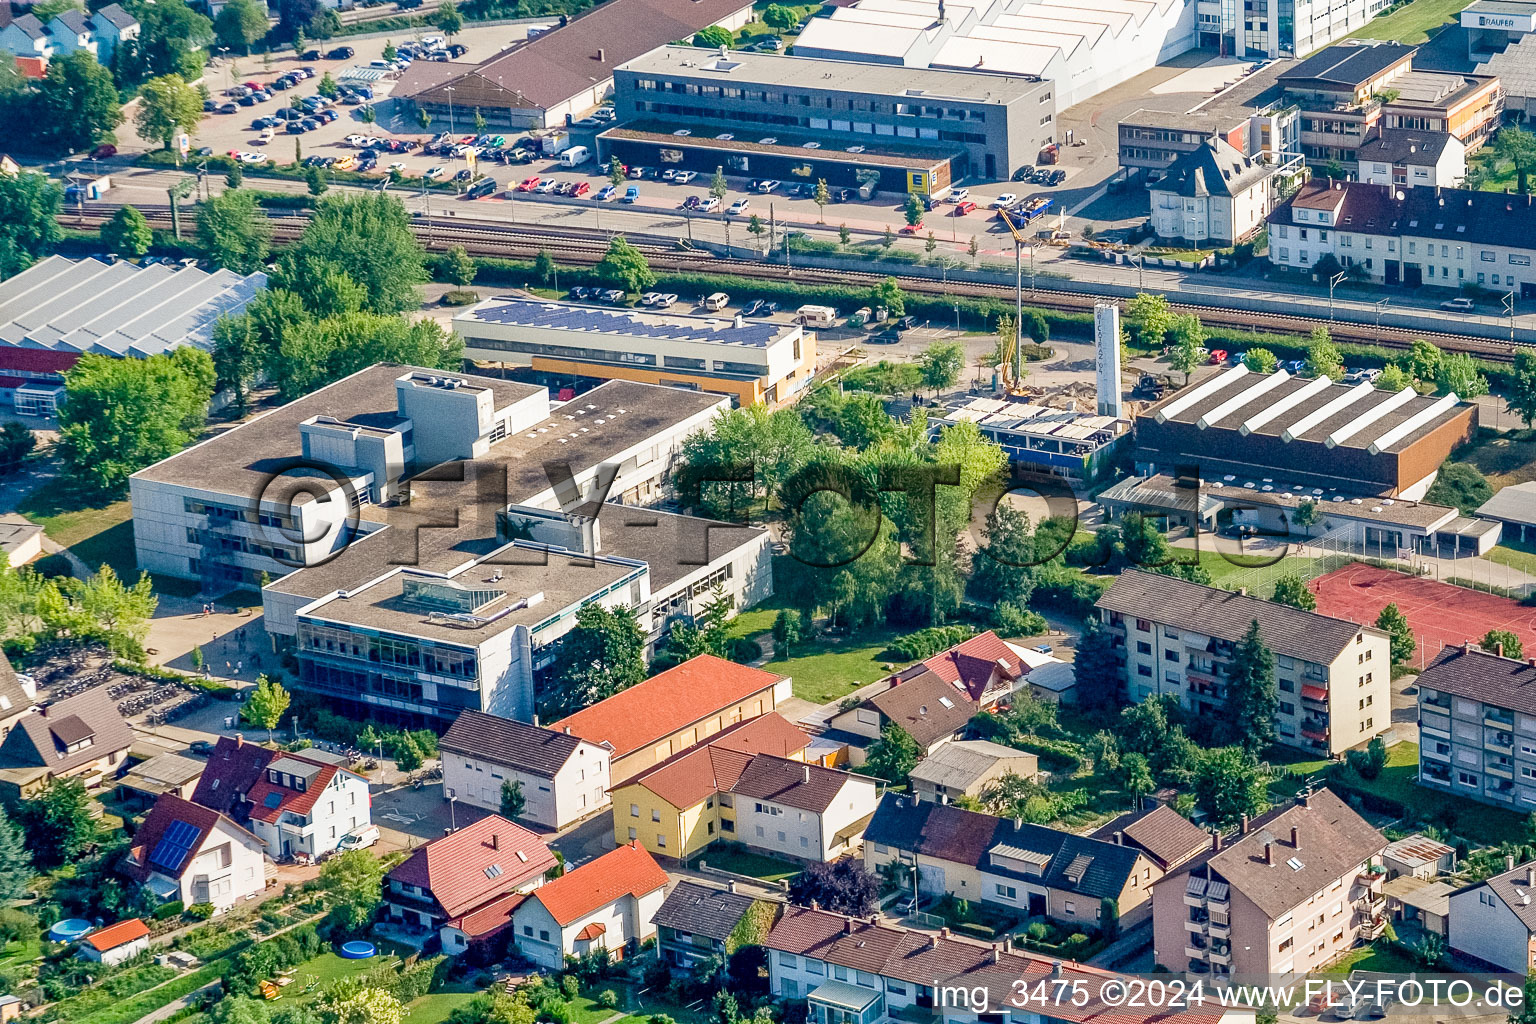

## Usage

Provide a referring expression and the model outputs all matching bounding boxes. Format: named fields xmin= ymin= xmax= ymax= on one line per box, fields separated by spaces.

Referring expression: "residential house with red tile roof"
xmin=78 ymin=918 xmax=149 ymax=966
xmin=123 ymin=794 xmax=269 ymax=913
xmin=611 ymin=713 xmax=878 ymax=863
xmin=511 ymin=841 xmax=669 ymax=968
xmin=764 ymin=904 xmax=1255 ymax=1024
xmin=190 ymin=736 xmax=370 ymax=862
xmin=384 ymin=815 xmax=557 ymax=956
xmin=555 ymin=654 xmax=792 ymax=784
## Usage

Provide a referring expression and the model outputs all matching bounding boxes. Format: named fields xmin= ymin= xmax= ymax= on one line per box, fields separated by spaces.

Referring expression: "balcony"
xmin=1185 ymin=946 xmax=1209 ymax=961
xmin=1486 ymin=762 xmax=1514 ymax=780
xmin=1422 ymin=745 xmax=1451 ymax=763
xmin=1301 ymin=723 xmax=1330 ymax=743
xmin=1359 ymin=916 xmax=1387 ymax=940
xmin=1486 ymin=711 xmax=1516 ymax=729
xmin=1208 ymin=946 xmax=1232 ymax=965
xmin=1486 ymin=732 xmax=1515 ymax=755
xmin=1422 ymin=693 xmax=1452 ymax=712
xmin=1208 ymin=917 xmax=1230 ymax=938
xmin=1420 ymin=767 xmax=1452 ymax=787
xmin=1301 ymin=684 xmax=1330 ymax=708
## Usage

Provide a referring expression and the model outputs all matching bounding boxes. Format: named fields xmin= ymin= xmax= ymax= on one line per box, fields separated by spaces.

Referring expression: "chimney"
xmin=1264 ymin=842 xmax=1274 ymax=865
xmin=1013 ymin=817 xmax=1022 ymax=831
xmin=991 ymin=943 xmax=1001 ymax=964
xmin=1114 ymin=831 xmax=1124 ymax=846
xmin=728 ymin=880 xmax=737 ymax=893
xmin=1299 ymin=788 xmax=1311 ymax=809
xmin=810 ymin=900 xmax=820 ymax=911
xmin=533 ymin=714 xmax=540 ymax=727
xmin=597 ymin=47 xmax=606 ymax=62
xmin=1497 ymin=642 xmax=1506 ymax=658
xmin=1237 ymin=587 xmax=1247 ymax=597
xmin=927 ymin=933 xmax=938 ymax=949
xmin=844 ymin=917 xmax=854 ymax=934
xmin=235 ymin=733 xmax=243 ymax=747
xmin=1211 ymin=831 xmax=1222 ymax=852
xmin=564 ymin=726 xmax=572 ymax=735
xmin=804 ymin=765 xmax=811 ymax=784
xmin=1291 ymin=826 xmax=1300 ymax=848
xmin=490 ymin=833 xmax=500 ymax=850
xmin=1528 ymin=866 xmax=1535 ymax=887
xmin=1051 ymin=961 xmax=1063 ymax=979
xmin=1508 ymin=855 xmax=1517 ymax=872
xmin=1239 ymin=814 xmax=1250 ymax=835
xmin=940 ymin=927 xmax=951 ymax=938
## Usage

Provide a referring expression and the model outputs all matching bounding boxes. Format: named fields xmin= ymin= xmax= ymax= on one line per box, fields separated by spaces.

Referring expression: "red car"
xmin=516 ymin=176 xmax=541 ymax=192
xmin=243 ymin=80 xmax=265 ymax=91
xmin=1209 ymin=349 xmax=1229 ymax=364
xmin=90 ymin=144 xmax=116 ymax=160
xmin=900 ymin=222 xmax=923 ymax=233
xmin=570 ymin=181 xmax=590 ymax=197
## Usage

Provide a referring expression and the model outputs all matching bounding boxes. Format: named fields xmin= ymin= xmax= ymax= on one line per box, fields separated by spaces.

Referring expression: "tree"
xmin=499 ymin=778 xmax=526 ymax=820
xmin=1191 ymin=747 xmax=1268 ymax=827
xmin=473 ymin=109 xmax=485 ymax=133
xmin=0 ymin=421 xmax=35 ymax=476
xmin=197 ymin=189 xmax=273 ymax=274
xmin=117 ymin=0 xmax=212 ymax=84
xmin=1511 ymin=350 xmax=1536 ymax=429
xmin=763 ymin=2 xmax=797 ymax=33
xmin=18 ymin=778 xmax=97 ymax=869
xmin=226 ymin=161 xmax=244 ymax=189
xmin=316 ymin=72 xmax=340 ymax=99
xmin=1376 ymin=602 xmax=1415 ymax=665
xmin=1306 ymin=326 xmax=1344 ymax=380
xmin=1482 ymin=629 xmax=1524 ymax=660
xmin=1405 ymin=339 xmax=1444 ymax=383
xmin=319 ymin=849 xmax=386 ymax=935
xmin=710 ymin=166 xmax=729 ymax=201
xmin=242 ymin=674 xmax=291 ymax=742
xmin=271 ymin=312 xmax=462 ymax=400
xmin=692 ymin=25 xmax=733 ymax=48
xmin=1495 ymin=126 xmax=1536 ymax=194
xmin=310 ymin=8 xmax=341 ymax=39
xmin=0 ymin=171 xmax=61 ymax=277
xmin=863 ymin=722 xmax=920 ymax=783
xmin=609 ymin=157 xmax=626 ymax=188
xmin=544 ymin=603 xmax=646 ymax=717
xmin=813 ymin=179 xmax=830 ymax=223
xmin=925 ymin=231 xmax=938 ymax=258
xmin=1271 ymin=573 xmax=1318 ymax=611
xmin=1222 ymin=620 xmax=1277 ymax=754
xmin=1073 ymin=617 xmax=1123 ymax=710
xmin=444 ymin=244 xmax=478 ymax=287
xmin=1347 ymin=735 xmax=1388 ymax=780
xmin=134 ymin=73 xmax=203 ymax=155
xmin=33 ymin=51 xmax=121 ymax=153
xmin=1292 ymin=498 xmax=1324 ymax=535
xmin=747 ymin=213 xmax=765 ymax=250
xmin=840 ymin=223 xmax=852 ymax=247
xmin=920 ymin=340 xmax=963 ymax=394
xmin=970 ymin=502 xmax=1035 ymax=608
xmin=1117 ymin=752 xmax=1154 ymax=807
xmin=0 ymin=807 xmax=31 ymax=901
xmin=1434 ymin=351 xmax=1489 ymax=399
xmin=215 ymin=0 xmax=268 ymax=53
xmin=903 ymin=192 xmax=923 ymax=228
xmin=969 ymin=235 xmax=979 ymax=260
xmin=533 ymin=249 xmax=556 ymax=286
xmin=360 ymin=105 xmax=377 ymax=126
xmin=772 ymin=608 xmax=802 ymax=656
xmin=1167 ymin=314 xmax=1206 ymax=380
xmin=787 ymin=859 xmax=879 ymax=915
xmin=383 ymin=40 xmax=398 ymax=60
xmin=306 ymin=165 xmax=329 ymax=197
xmin=58 ymin=350 xmax=214 ymax=494
xmin=322 ymin=988 xmax=402 ymax=1024
xmin=594 ymin=235 xmax=655 ymax=294
xmin=281 ymin=193 xmax=427 ymax=314
xmin=1125 ymin=292 xmax=1174 ymax=347
xmin=1377 ymin=363 xmax=1410 ymax=390
xmin=1511 ymin=973 xmax=1536 ymax=1024
xmin=1243 ymin=348 xmax=1278 ymax=373
xmin=435 ymin=1 xmax=464 ymax=38
xmin=871 ymin=276 xmax=905 ymax=318
xmin=103 ymin=205 xmax=153 ymax=258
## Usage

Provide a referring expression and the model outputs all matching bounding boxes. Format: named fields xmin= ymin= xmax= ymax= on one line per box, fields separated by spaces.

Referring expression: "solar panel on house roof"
xmin=150 ymin=819 xmax=201 ymax=873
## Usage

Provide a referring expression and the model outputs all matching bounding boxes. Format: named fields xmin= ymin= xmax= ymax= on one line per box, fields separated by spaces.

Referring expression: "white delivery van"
xmin=702 ymin=292 xmax=730 ymax=311
xmin=559 ymin=146 xmax=590 ymax=167
xmin=797 ymin=305 xmax=837 ymax=327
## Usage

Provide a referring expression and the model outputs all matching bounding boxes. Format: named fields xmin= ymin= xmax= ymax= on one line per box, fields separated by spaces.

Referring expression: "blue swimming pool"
xmin=338 ymin=941 xmax=377 ymax=959
xmin=50 ymin=919 xmax=93 ymax=942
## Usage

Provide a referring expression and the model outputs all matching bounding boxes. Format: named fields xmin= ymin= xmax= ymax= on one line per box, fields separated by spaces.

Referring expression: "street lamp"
xmin=1328 ymin=270 xmax=1348 ymax=322
xmin=446 ymin=788 xmax=458 ymax=833
xmin=443 ymin=86 xmax=456 ymax=134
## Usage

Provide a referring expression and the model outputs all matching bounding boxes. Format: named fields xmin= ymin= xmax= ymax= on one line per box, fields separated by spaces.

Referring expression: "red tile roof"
xmin=621 ymin=713 xmax=809 ymax=808
xmin=919 ymin=631 xmax=1022 ymax=702
xmin=244 ymin=760 xmax=343 ymax=824
xmin=86 ymin=918 xmax=149 ymax=952
xmin=388 ymin=815 xmax=556 ymax=919
xmin=530 ymin=841 xmax=668 ymax=927
xmin=575 ymin=922 xmax=607 ymax=940
xmin=555 ymin=655 xmax=785 ymax=759
xmin=190 ymin=736 xmax=278 ymax=817
xmin=446 ymin=890 xmax=529 ymax=941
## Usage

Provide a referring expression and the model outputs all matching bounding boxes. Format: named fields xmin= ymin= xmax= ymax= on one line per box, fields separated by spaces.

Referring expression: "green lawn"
xmin=1322 ymin=742 xmax=1524 ymax=843
xmin=15 ymin=477 xmax=138 ymax=579
xmin=1321 ymin=941 xmax=1419 ymax=976
xmin=1486 ymin=542 xmax=1536 ymax=578
xmin=689 ymin=846 xmax=802 ymax=883
xmin=0 ymin=936 xmax=40 ymax=974
xmin=405 ymin=989 xmax=491 ymax=1023
xmin=758 ymin=628 xmax=915 ymax=704
xmin=1345 ymin=0 xmax=1472 ymax=42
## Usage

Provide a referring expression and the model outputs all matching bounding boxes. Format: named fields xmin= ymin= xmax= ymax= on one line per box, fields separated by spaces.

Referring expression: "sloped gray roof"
xmin=1152 ymin=137 xmax=1272 ymax=199
xmin=1356 ymin=128 xmax=1456 ymax=165
xmin=0 ymin=687 xmax=133 ymax=774
xmin=440 ymin=710 xmax=584 ymax=779
xmin=93 ymin=3 xmax=138 ymax=29
xmin=1417 ymin=643 xmax=1536 ymax=713
xmin=653 ymin=880 xmax=766 ymax=941
xmin=1097 ymin=569 xmax=1371 ymax=665
xmin=49 ymin=9 xmax=89 ymax=35
xmin=1476 ymin=481 xmax=1536 ymax=528
xmin=907 ymin=739 xmax=1036 ymax=791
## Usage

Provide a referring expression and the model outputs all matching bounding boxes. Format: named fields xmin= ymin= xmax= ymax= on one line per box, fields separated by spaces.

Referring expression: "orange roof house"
xmin=510 ymin=841 xmax=669 ymax=968
xmin=78 ymin=918 xmax=150 ymax=965
xmin=555 ymin=654 xmax=791 ymax=783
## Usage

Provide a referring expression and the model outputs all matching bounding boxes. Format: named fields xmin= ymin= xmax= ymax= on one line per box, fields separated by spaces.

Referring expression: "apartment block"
xmin=1195 ymin=0 xmax=1391 ymax=59
xmin=1416 ymin=643 xmax=1536 ymax=808
xmin=1152 ymin=789 xmax=1387 ymax=978
xmin=1096 ymin=570 xmax=1391 ymax=756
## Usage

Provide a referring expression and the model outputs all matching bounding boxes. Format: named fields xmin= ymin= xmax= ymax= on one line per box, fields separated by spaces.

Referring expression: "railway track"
xmin=64 ymin=205 xmax=1521 ymax=364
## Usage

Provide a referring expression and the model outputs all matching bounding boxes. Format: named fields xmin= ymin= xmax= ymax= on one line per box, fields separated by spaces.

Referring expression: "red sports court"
xmin=1309 ymin=563 xmax=1536 ymax=666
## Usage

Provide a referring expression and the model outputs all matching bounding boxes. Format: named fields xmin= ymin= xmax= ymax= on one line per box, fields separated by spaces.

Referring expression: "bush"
xmin=1026 ymin=922 xmax=1048 ymax=941
xmin=598 ymin=990 xmax=619 ymax=1009
xmin=186 ymin=903 xmax=215 ymax=920
xmin=441 ymin=289 xmax=481 ymax=306
xmin=153 ymin=901 xmax=184 ymax=920
xmin=726 ymin=636 xmax=762 ymax=664
xmin=889 ymin=625 xmax=975 ymax=661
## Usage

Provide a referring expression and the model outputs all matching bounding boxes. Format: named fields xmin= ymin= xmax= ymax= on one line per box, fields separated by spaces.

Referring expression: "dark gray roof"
xmin=1356 ymin=128 xmax=1456 ymax=165
xmin=49 ymin=9 xmax=89 ymax=35
xmin=0 ymin=655 xmax=33 ymax=723
xmin=1417 ymin=644 xmax=1536 ymax=713
xmin=9 ymin=14 xmax=44 ymax=39
xmin=439 ymin=710 xmax=584 ymax=778
xmin=864 ymin=795 xmax=1143 ymax=901
xmin=1278 ymin=43 xmax=1416 ymax=87
xmin=1097 ymin=569 xmax=1372 ymax=665
xmin=1477 ymin=482 xmax=1536 ymax=527
xmin=1459 ymin=859 xmax=1536 ymax=932
xmin=1152 ymin=137 xmax=1272 ymax=199
xmin=654 ymin=880 xmax=764 ymax=940
xmin=1269 ymin=179 xmax=1536 ymax=250
xmin=93 ymin=3 xmax=137 ymax=29
xmin=0 ymin=688 xmax=133 ymax=774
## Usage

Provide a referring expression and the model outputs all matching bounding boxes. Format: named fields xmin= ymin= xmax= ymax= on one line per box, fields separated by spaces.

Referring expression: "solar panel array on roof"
xmin=469 ymin=299 xmax=782 ymax=348
xmin=150 ymin=819 xmax=200 ymax=873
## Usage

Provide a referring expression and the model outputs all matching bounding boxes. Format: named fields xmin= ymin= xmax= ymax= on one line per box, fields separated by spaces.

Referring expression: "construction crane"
xmin=997 ymin=206 xmax=1029 ymax=394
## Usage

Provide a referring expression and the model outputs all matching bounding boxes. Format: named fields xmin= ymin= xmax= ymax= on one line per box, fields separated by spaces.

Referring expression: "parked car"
xmin=728 ymin=197 xmax=750 ymax=214
xmin=755 ymin=179 xmax=781 ymax=193
xmin=991 ymin=193 xmax=1017 ymax=208
xmin=594 ymin=184 xmax=617 ymax=201
xmin=698 ymin=196 xmax=722 ymax=212
xmin=1440 ymin=297 xmax=1475 ymax=312
xmin=516 ymin=175 xmax=541 ymax=191
xmin=534 ymin=178 xmax=559 ymax=193
xmin=675 ymin=170 xmax=698 ymax=184
xmin=570 ymin=181 xmax=590 ymax=197
xmin=327 ymin=46 xmax=355 ymax=59
xmin=622 ymin=185 xmax=640 ymax=203
xmin=569 ymin=286 xmax=591 ymax=300
xmin=600 ymin=288 xmax=626 ymax=303
xmin=90 ymin=143 xmax=117 ymax=159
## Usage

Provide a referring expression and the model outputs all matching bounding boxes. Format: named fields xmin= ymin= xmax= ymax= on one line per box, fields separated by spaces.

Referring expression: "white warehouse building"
xmin=792 ymin=0 xmax=1196 ymax=108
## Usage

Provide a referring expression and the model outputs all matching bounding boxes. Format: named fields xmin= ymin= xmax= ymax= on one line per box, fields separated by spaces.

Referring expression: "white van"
xmin=797 ymin=304 xmax=837 ymax=327
xmin=420 ymin=34 xmax=446 ymax=47
xmin=702 ymin=292 xmax=730 ymax=311
xmin=335 ymin=824 xmax=380 ymax=852
xmin=560 ymin=145 xmax=590 ymax=167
